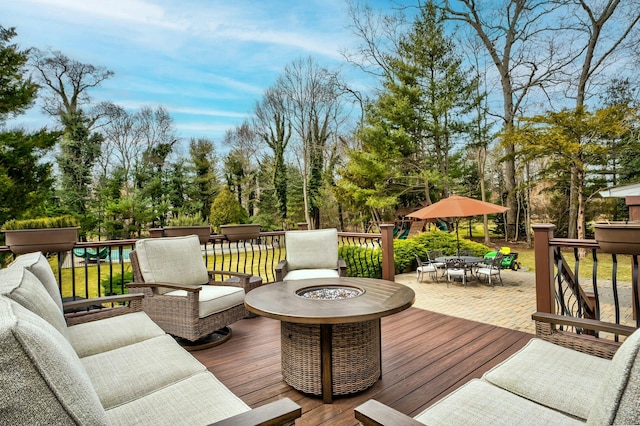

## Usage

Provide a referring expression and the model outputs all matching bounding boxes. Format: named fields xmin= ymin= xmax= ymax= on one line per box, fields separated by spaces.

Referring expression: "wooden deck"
xmin=192 ymin=307 xmax=534 ymax=425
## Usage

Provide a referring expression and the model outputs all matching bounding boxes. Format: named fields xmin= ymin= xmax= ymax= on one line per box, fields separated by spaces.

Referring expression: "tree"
xmin=0 ymin=26 xmax=38 ymax=121
xmin=253 ymin=89 xmax=292 ymax=221
xmin=0 ymin=130 xmax=58 ymax=226
xmin=209 ymin=186 xmax=248 ymax=230
xmin=56 ymin=110 xmax=103 ymax=234
xmin=0 ymin=26 xmax=57 ymax=227
xmin=189 ymin=138 xmax=218 ymax=221
xmin=339 ymin=2 xmax=482 ymax=226
xmin=30 ymin=48 xmax=113 ymax=127
xmin=278 ymin=57 xmax=347 ymax=229
xmin=513 ymin=105 xmax=634 ymax=236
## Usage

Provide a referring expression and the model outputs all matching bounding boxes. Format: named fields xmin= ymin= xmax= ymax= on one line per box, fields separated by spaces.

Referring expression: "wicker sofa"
xmin=355 ymin=328 xmax=640 ymax=425
xmin=0 ymin=252 xmax=301 ymax=425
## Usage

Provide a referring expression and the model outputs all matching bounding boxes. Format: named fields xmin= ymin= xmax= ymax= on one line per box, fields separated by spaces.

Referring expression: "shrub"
xmin=168 ymin=213 xmax=207 ymax=226
xmin=2 ymin=215 xmax=80 ymax=230
xmin=209 ymin=187 xmax=249 ymax=231
xmin=339 ymin=245 xmax=382 ymax=278
xmin=100 ymin=271 xmax=133 ymax=296
xmin=393 ymin=230 xmax=491 ymax=273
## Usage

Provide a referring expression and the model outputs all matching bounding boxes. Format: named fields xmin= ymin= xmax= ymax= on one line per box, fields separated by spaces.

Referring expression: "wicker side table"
xmin=244 ymin=277 xmax=414 ymax=403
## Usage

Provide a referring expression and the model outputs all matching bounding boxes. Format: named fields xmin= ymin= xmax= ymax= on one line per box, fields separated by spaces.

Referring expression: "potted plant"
xmin=149 ymin=214 xmax=211 ymax=244
xmin=219 ymin=223 xmax=261 ymax=242
xmin=2 ymin=215 xmax=80 ymax=255
xmin=593 ymin=221 xmax=640 ymax=255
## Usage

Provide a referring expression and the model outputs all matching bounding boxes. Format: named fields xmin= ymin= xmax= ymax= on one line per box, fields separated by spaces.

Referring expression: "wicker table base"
xmin=281 ymin=320 xmax=381 ymax=401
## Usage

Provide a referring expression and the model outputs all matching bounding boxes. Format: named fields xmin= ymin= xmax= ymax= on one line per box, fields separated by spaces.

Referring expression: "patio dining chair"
xmin=476 ymin=252 xmax=504 ymax=287
xmin=426 ymin=249 xmax=446 ymax=276
xmin=414 ymin=253 xmax=438 ymax=282
xmin=445 ymin=258 xmax=471 ymax=287
xmin=128 ymin=235 xmax=252 ymax=347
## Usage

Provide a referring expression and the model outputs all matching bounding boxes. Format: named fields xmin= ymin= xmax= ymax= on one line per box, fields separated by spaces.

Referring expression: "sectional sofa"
xmin=0 ymin=252 xmax=301 ymax=425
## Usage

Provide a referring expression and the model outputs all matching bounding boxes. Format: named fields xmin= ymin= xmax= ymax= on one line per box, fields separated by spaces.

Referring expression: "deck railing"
xmin=533 ymin=224 xmax=638 ymax=358
xmin=0 ymin=225 xmax=395 ymax=303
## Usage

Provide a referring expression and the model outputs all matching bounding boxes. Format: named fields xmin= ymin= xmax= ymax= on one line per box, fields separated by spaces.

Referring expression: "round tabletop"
xmin=435 ymin=256 xmax=483 ymax=264
xmin=244 ymin=277 xmax=415 ymax=325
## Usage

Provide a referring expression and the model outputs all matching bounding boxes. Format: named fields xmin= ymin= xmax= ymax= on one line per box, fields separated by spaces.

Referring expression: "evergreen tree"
xmin=0 ymin=26 xmax=38 ymax=121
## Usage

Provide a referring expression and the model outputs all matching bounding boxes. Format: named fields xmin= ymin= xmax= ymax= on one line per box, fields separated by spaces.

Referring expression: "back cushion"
xmin=0 ymin=297 xmax=107 ymax=425
xmin=10 ymin=252 xmax=63 ymax=312
xmin=135 ymin=235 xmax=209 ymax=293
xmin=0 ymin=267 xmax=69 ymax=341
xmin=587 ymin=328 xmax=640 ymax=425
xmin=285 ymin=228 xmax=339 ymax=271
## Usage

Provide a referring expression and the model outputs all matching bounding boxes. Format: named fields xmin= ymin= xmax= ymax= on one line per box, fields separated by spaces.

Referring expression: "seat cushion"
xmin=587 ymin=328 xmax=640 ymax=425
xmin=105 ymin=371 xmax=250 ymax=425
xmin=0 ymin=266 xmax=69 ymax=341
xmin=134 ymin=235 xmax=209 ymax=294
xmin=284 ymin=269 xmax=340 ymax=281
xmin=0 ymin=297 xmax=107 ymax=425
xmin=9 ymin=251 xmax=63 ymax=312
xmin=165 ymin=285 xmax=245 ymax=318
xmin=484 ymin=338 xmax=609 ymax=420
xmin=415 ymin=379 xmax=583 ymax=426
xmin=68 ymin=311 xmax=166 ymax=357
xmin=285 ymin=228 xmax=339 ymax=270
xmin=81 ymin=334 xmax=206 ymax=409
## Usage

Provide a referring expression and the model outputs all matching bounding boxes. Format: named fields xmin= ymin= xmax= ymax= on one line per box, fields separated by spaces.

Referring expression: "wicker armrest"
xmin=354 ymin=400 xmax=423 ymax=426
xmin=63 ymin=294 xmax=145 ymax=326
xmin=275 ymin=260 xmax=288 ymax=282
xmin=63 ymin=294 xmax=144 ymax=311
xmin=127 ymin=282 xmax=203 ymax=292
xmin=210 ymin=397 xmax=301 ymax=426
xmin=208 ymin=271 xmax=251 ymax=287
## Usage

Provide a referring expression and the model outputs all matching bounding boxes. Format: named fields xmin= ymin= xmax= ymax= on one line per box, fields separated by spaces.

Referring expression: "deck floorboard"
xmin=192 ymin=307 xmax=533 ymax=425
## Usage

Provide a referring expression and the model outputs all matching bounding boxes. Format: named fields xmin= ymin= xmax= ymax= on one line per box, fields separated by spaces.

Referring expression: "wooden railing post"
xmin=380 ymin=224 xmax=395 ymax=282
xmin=533 ymin=224 xmax=556 ymax=315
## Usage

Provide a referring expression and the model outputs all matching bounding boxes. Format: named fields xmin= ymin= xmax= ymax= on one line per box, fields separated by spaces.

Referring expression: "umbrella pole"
xmin=455 ymin=218 xmax=460 ymax=256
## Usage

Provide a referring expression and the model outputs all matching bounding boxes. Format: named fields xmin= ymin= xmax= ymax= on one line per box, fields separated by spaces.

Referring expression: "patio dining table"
xmin=436 ymin=256 xmax=484 ymax=283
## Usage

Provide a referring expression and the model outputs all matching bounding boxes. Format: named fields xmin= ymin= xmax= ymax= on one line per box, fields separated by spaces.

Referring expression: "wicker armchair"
xmin=275 ymin=228 xmax=347 ymax=281
xmin=128 ymin=235 xmax=253 ymax=345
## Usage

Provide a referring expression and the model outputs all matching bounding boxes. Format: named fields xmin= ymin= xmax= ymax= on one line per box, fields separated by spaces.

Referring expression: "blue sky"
xmin=4 ymin=0 xmax=395 ymax=149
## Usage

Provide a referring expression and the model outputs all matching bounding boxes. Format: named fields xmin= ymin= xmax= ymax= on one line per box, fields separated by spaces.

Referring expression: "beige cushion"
xmin=284 ymin=268 xmax=340 ymax=281
xmin=285 ymin=228 xmax=339 ymax=271
xmin=105 ymin=371 xmax=250 ymax=425
xmin=68 ymin=311 xmax=166 ymax=357
xmin=484 ymin=338 xmax=610 ymax=420
xmin=587 ymin=328 xmax=640 ymax=425
xmin=415 ymin=379 xmax=583 ymax=426
xmin=9 ymin=251 xmax=63 ymax=312
xmin=0 ymin=297 xmax=107 ymax=425
xmin=135 ymin=235 xmax=209 ymax=294
xmin=165 ymin=285 xmax=245 ymax=318
xmin=81 ymin=334 xmax=206 ymax=409
xmin=0 ymin=266 xmax=69 ymax=341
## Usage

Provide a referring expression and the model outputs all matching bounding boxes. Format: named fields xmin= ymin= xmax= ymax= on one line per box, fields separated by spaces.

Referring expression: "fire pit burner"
xmin=296 ymin=285 xmax=364 ymax=300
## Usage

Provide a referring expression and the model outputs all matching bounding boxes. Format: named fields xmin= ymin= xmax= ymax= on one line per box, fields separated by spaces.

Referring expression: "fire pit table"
xmin=244 ymin=277 xmax=415 ymax=403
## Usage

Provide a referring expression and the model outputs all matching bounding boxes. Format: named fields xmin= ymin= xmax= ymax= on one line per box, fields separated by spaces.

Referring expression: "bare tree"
xmin=277 ymin=57 xmax=347 ymax=229
xmin=30 ymin=48 xmax=113 ymax=127
xmin=442 ymin=0 xmax=573 ymax=240
xmin=252 ymin=89 xmax=292 ymax=222
xmin=560 ymin=0 xmax=640 ymax=240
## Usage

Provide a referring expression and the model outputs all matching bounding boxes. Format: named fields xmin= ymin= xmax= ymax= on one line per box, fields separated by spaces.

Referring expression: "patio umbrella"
xmin=407 ymin=195 xmax=509 ymax=255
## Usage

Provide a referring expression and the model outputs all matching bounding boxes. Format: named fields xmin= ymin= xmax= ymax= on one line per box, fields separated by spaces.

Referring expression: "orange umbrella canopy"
xmin=407 ymin=195 xmax=509 ymax=220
